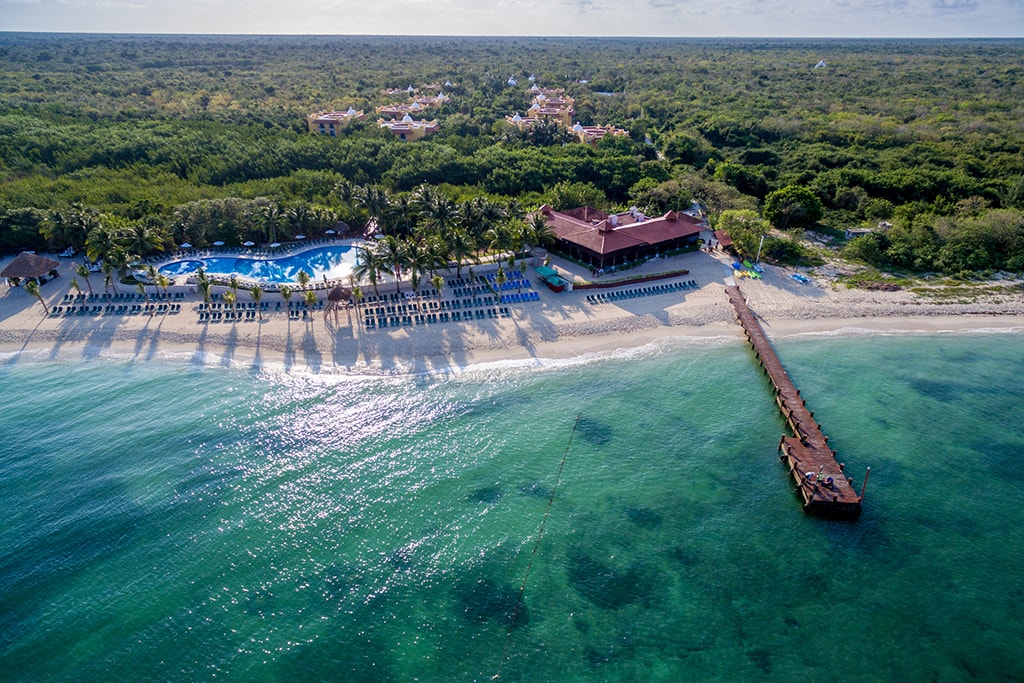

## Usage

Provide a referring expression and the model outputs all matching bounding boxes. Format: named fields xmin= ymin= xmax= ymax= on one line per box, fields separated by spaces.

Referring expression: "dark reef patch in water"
xmin=909 ymin=377 xmax=960 ymax=403
xmin=518 ymin=481 xmax=552 ymax=499
xmin=576 ymin=416 xmax=613 ymax=446
xmin=566 ymin=547 xmax=658 ymax=610
xmin=748 ymin=647 xmax=772 ymax=674
xmin=668 ymin=545 xmax=699 ymax=568
xmin=453 ymin=577 xmax=527 ymax=626
xmin=626 ymin=505 xmax=663 ymax=529
xmin=468 ymin=486 xmax=502 ymax=504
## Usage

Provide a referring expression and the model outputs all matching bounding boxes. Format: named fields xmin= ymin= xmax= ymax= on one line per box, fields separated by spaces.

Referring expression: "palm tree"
xmin=335 ymin=180 xmax=356 ymax=220
xmin=101 ymin=261 xmax=118 ymax=294
xmin=42 ymin=204 xmax=96 ymax=252
xmin=431 ymin=274 xmax=444 ymax=300
xmin=74 ymin=263 xmax=94 ymax=294
xmin=303 ymin=289 xmax=318 ymax=315
xmin=135 ymin=281 xmax=147 ymax=303
xmin=528 ymin=213 xmax=555 ymax=253
xmin=196 ymin=267 xmax=211 ymax=304
xmin=355 ymin=185 xmax=391 ymax=236
xmin=377 ymin=235 xmax=409 ymax=294
xmin=157 ymin=273 xmax=171 ymax=299
xmin=279 ymin=284 xmax=292 ymax=312
xmin=85 ymin=223 xmax=118 ymax=265
xmin=352 ymin=285 xmax=363 ymax=317
xmin=23 ymin=279 xmax=49 ymax=315
xmin=484 ymin=224 xmax=514 ymax=262
xmin=296 ymin=269 xmax=311 ymax=291
xmin=198 ymin=278 xmax=212 ymax=305
xmin=446 ymin=228 xmax=478 ymax=277
xmin=353 ymin=244 xmax=383 ymax=299
xmin=223 ymin=290 xmax=237 ymax=318
xmin=228 ymin=274 xmax=240 ymax=303
xmin=286 ymin=204 xmax=313 ymax=240
xmin=425 ymin=235 xmax=449 ymax=278
xmin=250 ymin=284 xmax=263 ymax=320
xmin=126 ymin=222 xmax=164 ymax=260
xmin=70 ymin=276 xmax=82 ymax=296
xmin=257 ymin=201 xmax=284 ymax=245
xmin=391 ymin=193 xmax=417 ymax=237
xmin=493 ymin=265 xmax=507 ymax=303
xmin=404 ymin=238 xmax=433 ymax=297
xmin=147 ymin=265 xmax=161 ymax=299
xmin=412 ymin=184 xmax=437 ymax=215
xmin=421 ymin=194 xmax=458 ymax=238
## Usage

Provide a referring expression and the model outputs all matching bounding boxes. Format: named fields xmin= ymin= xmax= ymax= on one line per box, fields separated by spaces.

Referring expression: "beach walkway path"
xmin=726 ymin=285 xmax=863 ymax=519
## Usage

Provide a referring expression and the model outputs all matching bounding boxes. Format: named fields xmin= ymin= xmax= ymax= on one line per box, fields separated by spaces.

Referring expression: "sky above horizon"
xmin=1 ymin=0 xmax=1022 ymax=38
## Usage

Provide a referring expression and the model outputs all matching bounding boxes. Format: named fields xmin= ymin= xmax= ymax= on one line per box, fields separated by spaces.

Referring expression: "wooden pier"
xmin=726 ymin=286 xmax=863 ymax=520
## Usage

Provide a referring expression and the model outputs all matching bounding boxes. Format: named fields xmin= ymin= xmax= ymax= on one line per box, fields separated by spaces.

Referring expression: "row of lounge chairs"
xmin=63 ymin=292 xmax=186 ymax=303
xmin=499 ymin=291 xmax=540 ymax=304
xmin=450 ymin=279 xmax=532 ymax=296
xmin=585 ymin=280 xmax=700 ymax=305
xmin=198 ymin=301 xmax=270 ymax=311
xmin=365 ymin=307 xmax=512 ymax=329
xmin=50 ymin=303 xmax=183 ymax=317
xmin=198 ymin=310 xmax=261 ymax=321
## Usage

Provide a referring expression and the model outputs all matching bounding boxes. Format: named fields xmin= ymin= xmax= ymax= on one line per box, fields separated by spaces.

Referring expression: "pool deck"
xmin=154 ymin=239 xmax=360 ymax=288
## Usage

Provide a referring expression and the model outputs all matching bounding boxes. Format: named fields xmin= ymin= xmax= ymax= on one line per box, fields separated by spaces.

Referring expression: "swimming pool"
xmin=158 ymin=245 xmax=359 ymax=284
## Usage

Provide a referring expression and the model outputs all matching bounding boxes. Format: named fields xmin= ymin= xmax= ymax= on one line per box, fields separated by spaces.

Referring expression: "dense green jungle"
xmin=1 ymin=34 xmax=1023 ymax=277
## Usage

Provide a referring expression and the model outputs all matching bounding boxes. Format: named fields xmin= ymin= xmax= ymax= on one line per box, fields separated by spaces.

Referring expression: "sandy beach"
xmin=2 ymin=246 xmax=1023 ymax=374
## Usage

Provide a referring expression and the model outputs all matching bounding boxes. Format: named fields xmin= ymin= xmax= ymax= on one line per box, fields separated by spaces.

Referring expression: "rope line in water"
xmin=494 ymin=413 xmax=581 ymax=680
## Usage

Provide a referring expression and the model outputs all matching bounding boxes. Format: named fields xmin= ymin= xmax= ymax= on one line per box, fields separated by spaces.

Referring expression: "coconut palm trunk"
xmin=23 ymin=279 xmax=49 ymax=315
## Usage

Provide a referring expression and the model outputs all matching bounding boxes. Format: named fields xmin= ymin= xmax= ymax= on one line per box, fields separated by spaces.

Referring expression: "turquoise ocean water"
xmin=2 ymin=332 xmax=1023 ymax=681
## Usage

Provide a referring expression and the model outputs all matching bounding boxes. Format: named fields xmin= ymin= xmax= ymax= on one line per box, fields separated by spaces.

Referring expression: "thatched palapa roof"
xmin=1 ymin=252 xmax=60 ymax=279
xmin=327 ymin=285 xmax=352 ymax=302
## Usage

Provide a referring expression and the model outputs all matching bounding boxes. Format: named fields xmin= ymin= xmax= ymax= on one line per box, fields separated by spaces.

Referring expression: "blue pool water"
xmin=158 ymin=245 xmax=358 ymax=283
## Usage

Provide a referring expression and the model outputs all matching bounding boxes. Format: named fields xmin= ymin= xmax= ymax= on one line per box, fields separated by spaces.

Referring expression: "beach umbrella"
xmin=327 ymin=285 xmax=352 ymax=303
xmin=213 ymin=241 xmax=225 ymax=246
xmin=325 ymin=229 xmax=336 ymax=235
xmin=179 ymin=242 xmax=192 ymax=249
xmin=243 ymin=241 xmax=255 ymax=247
xmin=296 ymin=235 xmax=306 ymax=240
xmin=269 ymin=242 xmax=281 ymax=248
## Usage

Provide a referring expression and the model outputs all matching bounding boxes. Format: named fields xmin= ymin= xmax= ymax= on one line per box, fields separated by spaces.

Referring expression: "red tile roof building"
xmin=536 ymin=205 xmax=705 ymax=270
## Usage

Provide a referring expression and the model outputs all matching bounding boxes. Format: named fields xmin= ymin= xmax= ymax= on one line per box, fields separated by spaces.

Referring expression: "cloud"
xmin=931 ymin=0 xmax=978 ymax=10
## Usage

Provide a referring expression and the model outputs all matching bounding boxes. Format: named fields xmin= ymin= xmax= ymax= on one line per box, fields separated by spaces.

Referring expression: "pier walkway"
xmin=726 ymin=286 xmax=862 ymax=519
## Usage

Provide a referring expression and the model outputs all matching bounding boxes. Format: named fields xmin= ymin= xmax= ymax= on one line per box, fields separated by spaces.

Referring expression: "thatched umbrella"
xmin=325 ymin=284 xmax=353 ymax=321
xmin=2 ymin=252 xmax=61 ymax=284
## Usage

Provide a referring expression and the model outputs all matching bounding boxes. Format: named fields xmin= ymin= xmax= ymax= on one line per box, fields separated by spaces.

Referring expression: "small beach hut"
xmin=2 ymin=252 xmax=61 ymax=285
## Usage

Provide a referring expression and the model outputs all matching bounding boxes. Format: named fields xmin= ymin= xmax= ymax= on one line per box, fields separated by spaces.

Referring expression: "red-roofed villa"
xmin=535 ymin=205 xmax=705 ymax=270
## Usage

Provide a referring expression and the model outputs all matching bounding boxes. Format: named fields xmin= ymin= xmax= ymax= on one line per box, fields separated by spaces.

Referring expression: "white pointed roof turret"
xmin=402 ymin=113 xmax=414 ymax=122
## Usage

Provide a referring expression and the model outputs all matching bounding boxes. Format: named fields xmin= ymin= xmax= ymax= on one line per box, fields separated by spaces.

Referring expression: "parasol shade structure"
xmin=2 ymin=252 xmax=60 ymax=280
xmin=327 ymin=285 xmax=352 ymax=302
xmin=212 ymin=241 xmax=225 ymax=246
xmin=243 ymin=241 xmax=255 ymax=247
xmin=179 ymin=242 xmax=192 ymax=249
